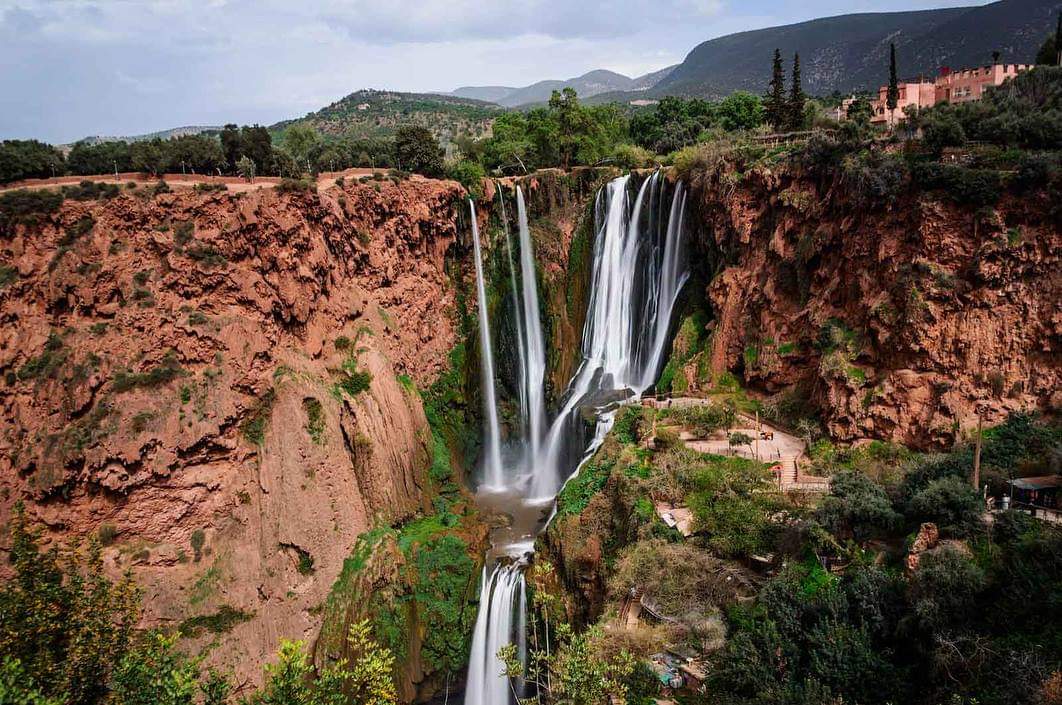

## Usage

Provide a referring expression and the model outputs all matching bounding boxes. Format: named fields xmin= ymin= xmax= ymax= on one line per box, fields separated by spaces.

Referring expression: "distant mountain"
xmin=72 ymin=125 xmax=220 ymax=147
xmin=445 ymin=65 xmax=677 ymax=108
xmin=271 ymin=89 xmax=502 ymax=146
xmin=630 ymin=65 xmax=678 ymax=90
xmin=654 ymin=0 xmax=1061 ymax=98
xmin=451 ymin=86 xmax=519 ymax=102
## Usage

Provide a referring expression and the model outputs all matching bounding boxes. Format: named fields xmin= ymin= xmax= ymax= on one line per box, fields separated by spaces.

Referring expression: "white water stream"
xmin=464 ymin=172 xmax=688 ymax=704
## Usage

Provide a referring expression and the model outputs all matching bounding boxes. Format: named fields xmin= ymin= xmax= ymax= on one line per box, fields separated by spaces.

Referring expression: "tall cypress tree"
xmin=1056 ymin=13 xmax=1062 ymax=65
xmin=788 ymin=53 xmax=806 ymax=130
xmin=766 ymin=48 xmax=786 ymax=128
xmin=887 ymin=43 xmax=900 ymax=113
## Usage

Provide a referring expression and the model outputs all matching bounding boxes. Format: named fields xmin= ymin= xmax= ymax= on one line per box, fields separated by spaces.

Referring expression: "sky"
xmin=0 ymin=0 xmax=985 ymax=143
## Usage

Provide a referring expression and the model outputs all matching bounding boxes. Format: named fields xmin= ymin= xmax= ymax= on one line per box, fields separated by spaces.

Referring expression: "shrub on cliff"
xmin=0 ymin=189 xmax=64 ymax=233
xmin=446 ymin=159 xmax=485 ymax=199
xmin=277 ymin=177 xmax=317 ymax=195
xmin=911 ymin=162 xmax=1001 ymax=206
xmin=610 ymin=144 xmax=655 ymax=170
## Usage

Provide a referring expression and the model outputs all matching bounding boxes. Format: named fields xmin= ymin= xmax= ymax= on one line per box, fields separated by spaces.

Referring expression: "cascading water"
xmin=464 ymin=563 xmax=526 ymax=705
xmin=529 ymin=171 xmax=689 ymax=500
xmin=464 ymin=173 xmax=689 ymax=704
xmin=470 ymin=201 xmax=504 ymax=490
xmin=515 ymin=186 xmax=548 ymax=470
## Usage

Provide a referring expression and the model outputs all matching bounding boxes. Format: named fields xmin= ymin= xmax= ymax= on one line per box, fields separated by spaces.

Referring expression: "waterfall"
xmin=515 ymin=186 xmax=548 ymax=467
xmin=463 ymin=172 xmax=689 ymax=703
xmin=528 ymin=172 xmax=689 ymax=499
xmin=464 ymin=563 xmax=525 ymax=705
xmin=498 ymin=188 xmax=529 ymax=433
xmin=469 ymin=200 xmax=504 ymax=490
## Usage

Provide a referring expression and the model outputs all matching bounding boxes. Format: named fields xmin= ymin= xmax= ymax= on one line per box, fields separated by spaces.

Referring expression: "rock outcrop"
xmin=685 ymin=165 xmax=1060 ymax=448
xmin=0 ymin=176 xmax=467 ymax=685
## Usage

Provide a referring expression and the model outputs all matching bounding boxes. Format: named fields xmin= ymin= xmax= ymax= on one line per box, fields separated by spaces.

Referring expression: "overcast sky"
xmin=1 ymin=0 xmax=985 ymax=143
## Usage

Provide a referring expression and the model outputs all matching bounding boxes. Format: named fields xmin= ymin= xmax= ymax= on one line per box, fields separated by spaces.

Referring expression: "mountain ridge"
xmin=447 ymin=66 xmax=677 ymax=107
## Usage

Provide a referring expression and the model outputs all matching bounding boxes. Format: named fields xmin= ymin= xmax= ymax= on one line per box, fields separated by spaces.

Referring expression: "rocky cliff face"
xmin=0 ymin=176 xmax=468 ymax=686
xmin=684 ymin=165 xmax=1059 ymax=448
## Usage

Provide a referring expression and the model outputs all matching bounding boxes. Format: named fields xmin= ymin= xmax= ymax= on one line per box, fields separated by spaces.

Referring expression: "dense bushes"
xmin=912 ymin=66 xmax=1062 ymax=151
xmin=0 ymin=504 xmax=397 ymax=705
xmin=0 ymin=140 xmax=65 ymax=183
xmin=0 ymin=189 xmax=64 ymax=233
xmin=2 ymin=125 xmax=287 ymax=183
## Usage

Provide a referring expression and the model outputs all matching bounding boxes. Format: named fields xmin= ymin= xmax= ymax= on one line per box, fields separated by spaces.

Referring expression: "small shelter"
xmin=1008 ymin=476 xmax=1061 ymax=511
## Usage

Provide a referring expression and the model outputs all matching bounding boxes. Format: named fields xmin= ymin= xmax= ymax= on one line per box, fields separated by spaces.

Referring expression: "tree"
xmin=887 ymin=43 xmax=900 ymax=118
xmin=1036 ymin=14 xmax=1062 ymax=65
xmin=237 ymin=155 xmax=256 ymax=182
xmin=130 ymin=140 xmax=167 ymax=176
xmin=788 ymin=53 xmax=807 ymax=130
xmin=846 ymin=97 xmax=873 ymax=126
xmin=717 ymin=92 xmax=765 ymax=131
xmin=220 ymin=124 xmax=241 ymax=172
xmin=241 ymin=125 xmax=274 ymax=174
xmin=110 ymin=633 xmax=199 ymax=705
xmin=0 ymin=140 xmax=65 ymax=184
xmin=906 ymin=475 xmax=984 ymax=537
xmin=729 ymin=432 xmax=754 ymax=451
xmin=0 ymin=503 xmax=140 ymax=705
xmin=765 ymin=48 xmax=787 ymax=128
xmin=816 ymin=470 xmax=901 ymax=542
xmin=164 ymin=135 xmax=225 ymax=174
xmin=250 ymin=631 xmax=395 ymax=705
xmin=67 ymin=141 xmax=133 ymax=176
xmin=282 ymin=124 xmax=321 ymax=171
xmin=0 ymin=658 xmax=61 ymax=705
xmin=394 ymin=126 xmax=444 ymax=177
xmin=549 ymin=88 xmax=592 ymax=170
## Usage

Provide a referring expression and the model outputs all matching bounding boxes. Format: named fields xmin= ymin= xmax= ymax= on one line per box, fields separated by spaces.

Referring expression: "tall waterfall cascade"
xmin=470 ymin=202 xmax=505 ymax=490
xmin=464 ymin=172 xmax=688 ymax=705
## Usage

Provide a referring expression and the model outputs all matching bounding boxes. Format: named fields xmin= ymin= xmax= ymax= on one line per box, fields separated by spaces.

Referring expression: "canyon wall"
xmin=682 ymin=164 xmax=1059 ymax=447
xmin=0 ymin=176 xmax=469 ymax=688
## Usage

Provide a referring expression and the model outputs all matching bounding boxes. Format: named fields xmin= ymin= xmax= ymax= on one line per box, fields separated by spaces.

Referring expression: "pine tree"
xmin=887 ymin=43 xmax=900 ymax=113
xmin=787 ymin=53 xmax=806 ymax=131
xmin=765 ymin=49 xmax=787 ymax=129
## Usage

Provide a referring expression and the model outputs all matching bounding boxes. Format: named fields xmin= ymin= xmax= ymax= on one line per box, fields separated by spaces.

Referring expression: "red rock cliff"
xmin=685 ymin=165 xmax=1059 ymax=448
xmin=0 ymin=176 xmax=467 ymax=685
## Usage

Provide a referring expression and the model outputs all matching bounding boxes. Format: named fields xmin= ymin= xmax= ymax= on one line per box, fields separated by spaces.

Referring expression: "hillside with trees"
xmin=653 ymin=0 xmax=1060 ymax=98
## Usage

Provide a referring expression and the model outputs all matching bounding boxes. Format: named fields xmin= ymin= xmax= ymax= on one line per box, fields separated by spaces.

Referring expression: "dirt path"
xmin=0 ymin=168 xmax=385 ymax=195
xmin=647 ymin=396 xmax=830 ymax=492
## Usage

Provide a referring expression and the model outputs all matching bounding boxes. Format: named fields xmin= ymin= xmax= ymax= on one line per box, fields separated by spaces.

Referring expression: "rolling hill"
xmin=270 ymin=89 xmax=502 ymax=146
xmin=654 ymin=0 xmax=1061 ymax=98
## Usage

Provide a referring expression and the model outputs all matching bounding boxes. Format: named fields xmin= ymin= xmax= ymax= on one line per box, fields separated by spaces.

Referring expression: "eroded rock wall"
xmin=0 ymin=176 xmax=466 ymax=685
xmin=685 ymin=166 xmax=1060 ymax=447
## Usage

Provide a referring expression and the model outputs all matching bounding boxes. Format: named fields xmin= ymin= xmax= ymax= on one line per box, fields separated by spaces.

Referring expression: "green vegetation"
xmin=556 ymin=458 xmax=615 ymax=518
xmin=0 ymin=506 xmax=397 ymax=704
xmin=0 ymin=139 xmax=65 ymax=183
xmin=239 ymin=388 xmax=277 ymax=445
xmin=544 ymin=407 xmax=1061 ymax=705
xmin=0 ymin=189 xmax=64 ymax=233
xmin=395 ymin=126 xmax=444 ymax=177
xmin=177 ymin=605 xmax=253 ymax=638
xmin=111 ymin=351 xmax=186 ymax=393
xmin=303 ymin=397 xmax=326 ymax=445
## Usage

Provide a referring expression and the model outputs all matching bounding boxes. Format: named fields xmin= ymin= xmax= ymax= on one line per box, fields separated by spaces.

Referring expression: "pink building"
xmin=934 ymin=63 xmax=1032 ymax=104
xmin=870 ymin=80 xmax=937 ymax=125
xmin=838 ymin=62 xmax=1034 ymax=125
